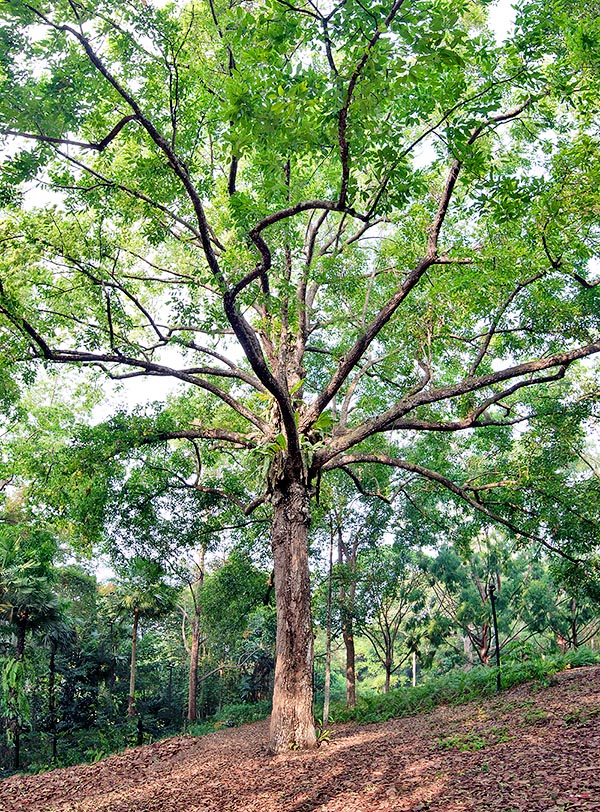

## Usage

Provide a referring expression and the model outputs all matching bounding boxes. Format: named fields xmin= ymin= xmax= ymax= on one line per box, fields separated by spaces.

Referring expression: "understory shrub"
xmin=330 ymin=647 xmax=599 ymax=725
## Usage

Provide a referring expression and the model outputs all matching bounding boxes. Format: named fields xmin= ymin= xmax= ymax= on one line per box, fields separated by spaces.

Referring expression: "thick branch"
xmin=153 ymin=428 xmax=256 ymax=448
xmin=0 ymin=303 xmax=268 ymax=431
xmin=390 ymin=369 xmax=567 ymax=432
xmin=315 ymin=345 xmax=599 ymax=463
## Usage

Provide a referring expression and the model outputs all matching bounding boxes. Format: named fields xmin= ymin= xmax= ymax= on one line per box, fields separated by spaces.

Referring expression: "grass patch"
xmin=438 ymin=731 xmax=487 ymax=751
xmin=563 ymin=705 xmax=600 ymax=726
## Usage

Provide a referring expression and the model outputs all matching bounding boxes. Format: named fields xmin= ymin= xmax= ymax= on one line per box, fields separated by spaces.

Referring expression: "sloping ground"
xmin=1 ymin=665 xmax=599 ymax=812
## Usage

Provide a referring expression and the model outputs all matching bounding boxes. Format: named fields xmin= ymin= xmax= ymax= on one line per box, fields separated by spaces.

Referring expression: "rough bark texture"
xmin=269 ymin=478 xmax=317 ymax=753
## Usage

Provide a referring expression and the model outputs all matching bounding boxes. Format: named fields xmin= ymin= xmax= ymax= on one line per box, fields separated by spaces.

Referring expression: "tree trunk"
xmin=128 ymin=609 xmax=139 ymax=718
xmin=269 ymin=477 xmax=317 ymax=753
xmin=9 ymin=614 xmax=28 ymax=771
xmin=342 ymin=617 xmax=356 ymax=708
xmin=570 ymin=598 xmax=579 ymax=649
xmin=477 ymin=624 xmax=491 ymax=666
xmin=463 ymin=634 xmax=474 ymax=665
xmin=322 ymin=527 xmax=334 ymax=726
xmin=384 ymin=660 xmax=391 ymax=694
xmin=187 ymin=547 xmax=205 ymax=723
xmin=188 ymin=611 xmax=201 ymax=722
xmin=49 ymin=643 xmax=57 ymax=764
xmin=107 ymin=621 xmax=116 ymax=717
xmin=338 ymin=532 xmax=357 ymax=708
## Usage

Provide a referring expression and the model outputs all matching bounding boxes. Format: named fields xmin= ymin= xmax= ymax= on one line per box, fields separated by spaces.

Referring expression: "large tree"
xmin=1 ymin=0 xmax=600 ymax=751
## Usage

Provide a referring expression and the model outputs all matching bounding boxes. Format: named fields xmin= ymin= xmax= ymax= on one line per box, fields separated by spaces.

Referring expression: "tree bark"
xmin=188 ymin=612 xmax=201 ymax=722
xmin=127 ymin=609 xmax=139 ymax=718
xmin=570 ymin=598 xmax=579 ymax=649
xmin=384 ymin=659 xmax=391 ymax=694
xmin=269 ymin=477 xmax=317 ymax=753
xmin=338 ymin=529 xmax=357 ymax=709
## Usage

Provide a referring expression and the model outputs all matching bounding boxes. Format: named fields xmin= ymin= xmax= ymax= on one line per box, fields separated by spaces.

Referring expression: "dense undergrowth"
xmin=191 ymin=648 xmax=600 ymax=737
xmin=328 ymin=648 xmax=600 ymax=725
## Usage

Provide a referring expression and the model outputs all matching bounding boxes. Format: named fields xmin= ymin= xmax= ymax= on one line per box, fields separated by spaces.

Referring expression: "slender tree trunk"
xmin=127 ymin=609 xmax=139 ymax=718
xmin=338 ymin=533 xmax=357 ymax=708
xmin=49 ymin=643 xmax=57 ymax=764
xmin=570 ymin=598 xmax=579 ymax=649
xmin=341 ymin=617 xmax=356 ymax=707
xmin=107 ymin=621 xmax=116 ymax=717
xmin=9 ymin=614 xmax=28 ymax=771
xmin=384 ymin=660 xmax=391 ymax=694
xmin=322 ymin=527 xmax=334 ymax=726
xmin=198 ymin=639 xmax=207 ymax=718
xmin=188 ymin=611 xmax=201 ymax=722
xmin=463 ymin=634 xmax=474 ymax=665
xmin=477 ymin=624 xmax=491 ymax=665
xmin=489 ymin=583 xmax=501 ymax=693
xmin=412 ymin=650 xmax=417 ymax=687
xmin=269 ymin=477 xmax=317 ymax=753
xmin=188 ymin=547 xmax=205 ymax=723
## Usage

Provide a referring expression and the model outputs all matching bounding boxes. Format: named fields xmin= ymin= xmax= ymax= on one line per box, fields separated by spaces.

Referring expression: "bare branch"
xmin=3 ymin=115 xmax=137 ymax=152
xmin=338 ymin=1 xmax=407 ymax=207
xmin=470 ymin=271 xmax=545 ymax=376
xmin=338 ymin=465 xmax=392 ymax=503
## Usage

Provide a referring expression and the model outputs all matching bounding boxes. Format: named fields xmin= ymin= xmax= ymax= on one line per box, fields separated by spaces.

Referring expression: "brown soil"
xmin=1 ymin=665 xmax=599 ymax=812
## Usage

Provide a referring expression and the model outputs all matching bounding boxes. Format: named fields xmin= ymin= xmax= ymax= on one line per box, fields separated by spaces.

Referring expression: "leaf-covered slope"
xmin=1 ymin=665 xmax=599 ymax=812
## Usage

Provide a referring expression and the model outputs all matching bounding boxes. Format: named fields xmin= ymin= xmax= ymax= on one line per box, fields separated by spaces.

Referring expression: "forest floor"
xmin=1 ymin=665 xmax=599 ymax=812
